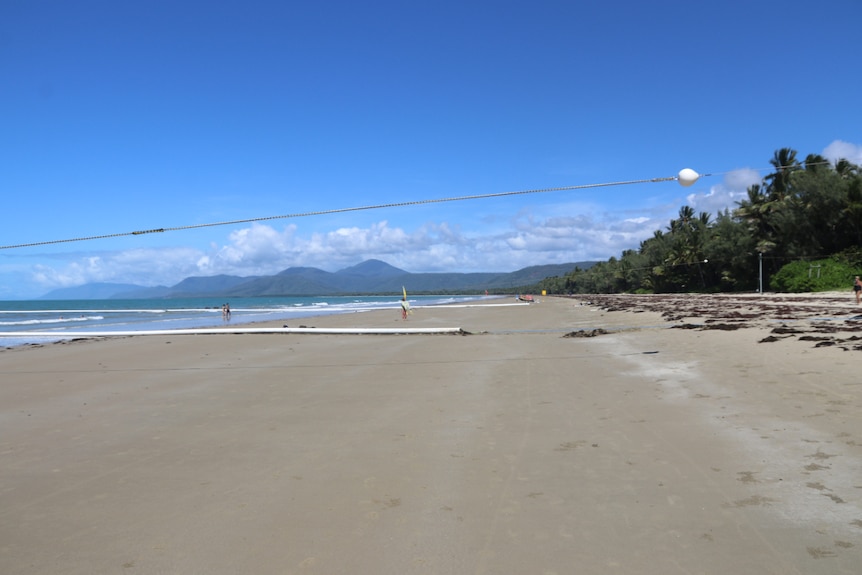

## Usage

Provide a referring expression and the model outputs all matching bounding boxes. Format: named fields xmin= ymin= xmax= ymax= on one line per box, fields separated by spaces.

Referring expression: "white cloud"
xmin=685 ymin=168 xmax=760 ymax=215
xmin=28 ymin=247 xmax=209 ymax=291
xmin=22 ymin=145 xmax=859 ymax=298
xmin=497 ymin=209 xmax=662 ymax=264
xmin=822 ymin=140 xmax=862 ymax=165
xmin=23 ymin=206 xmax=669 ymax=295
xmin=217 ymin=223 xmax=294 ymax=266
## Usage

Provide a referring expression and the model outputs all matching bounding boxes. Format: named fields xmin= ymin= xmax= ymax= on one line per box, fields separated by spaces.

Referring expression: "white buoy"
xmin=677 ymin=168 xmax=700 ymax=187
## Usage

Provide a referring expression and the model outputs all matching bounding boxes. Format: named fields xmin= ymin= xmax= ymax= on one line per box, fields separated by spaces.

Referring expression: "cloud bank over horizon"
xmin=5 ymin=140 xmax=860 ymax=298
xmin=4 ymin=4 xmax=859 ymax=300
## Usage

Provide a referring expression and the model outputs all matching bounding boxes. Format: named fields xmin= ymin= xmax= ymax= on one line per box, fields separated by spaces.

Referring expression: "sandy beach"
xmin=1 ymin=294 xmax=860 ymax=574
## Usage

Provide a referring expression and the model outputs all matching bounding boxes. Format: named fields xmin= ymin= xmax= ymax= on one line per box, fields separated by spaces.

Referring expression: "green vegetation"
xmin=531 ymin=148 xmax=862 ymax=294
xmin=769 ymin=256 xmax=860 ymax=293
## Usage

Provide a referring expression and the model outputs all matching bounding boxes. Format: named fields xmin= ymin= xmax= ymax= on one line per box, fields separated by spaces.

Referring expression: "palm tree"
xmin=764 ymin=147 xmax=800 ymax=202
xmin=735 ymin=184 xmax=766 ymax=217
xmin=734 ymin=184 xmax=774 ymax=253
xmin=804 ymin=153 xmax=828 ymax=172
xmin=844 ymin=176 xmax=862 ymax=245
xmin=639 ymin=230 xmax=671 ymax=292
xmin=657 ymin=205 xmax=713 ymax=290
xmin=704 ymin=210 xmax=757 ymax=290
xmin=835 ymin=158 xmax=859 ymax=178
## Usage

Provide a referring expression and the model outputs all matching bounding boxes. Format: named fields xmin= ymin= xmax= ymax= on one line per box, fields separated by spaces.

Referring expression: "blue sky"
xmin=2 ymin=0 xmax=861 ymax=299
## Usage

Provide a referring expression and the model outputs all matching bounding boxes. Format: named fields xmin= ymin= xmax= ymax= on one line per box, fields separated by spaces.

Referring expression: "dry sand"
xmin=1 ymin=294 xmax=860 ymax=574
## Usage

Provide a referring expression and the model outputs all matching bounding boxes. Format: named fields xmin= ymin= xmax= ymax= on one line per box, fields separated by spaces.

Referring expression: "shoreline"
xmin=1 ymin=294 xmax=860 ymax=573
xmin=0 ymin=295 xmax=508 ymax=350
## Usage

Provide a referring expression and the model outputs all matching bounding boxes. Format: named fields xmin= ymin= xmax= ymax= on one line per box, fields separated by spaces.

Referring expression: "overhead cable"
xmin=0 ymin=174 xmax=701 ymax=250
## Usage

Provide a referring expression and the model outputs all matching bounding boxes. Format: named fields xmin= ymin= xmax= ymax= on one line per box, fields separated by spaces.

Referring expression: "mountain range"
xmin=39 ymin=259 xmax=595 ymax=300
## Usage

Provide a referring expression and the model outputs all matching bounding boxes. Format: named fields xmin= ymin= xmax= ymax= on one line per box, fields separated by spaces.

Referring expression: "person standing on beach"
xmin=400 ymin=297 xmax=410 ymax=320
xmin=854 ymin=276 xmax=862 ymax=304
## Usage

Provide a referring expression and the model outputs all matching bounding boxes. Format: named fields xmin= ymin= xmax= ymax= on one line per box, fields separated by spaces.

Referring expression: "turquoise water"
xmin=0 ymin=294 xmax=489 ymax=347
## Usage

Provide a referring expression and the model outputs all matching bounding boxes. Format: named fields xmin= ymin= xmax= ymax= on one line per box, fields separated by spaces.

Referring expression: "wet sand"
xmin=1 ymin=294 xmax=860 ymax=574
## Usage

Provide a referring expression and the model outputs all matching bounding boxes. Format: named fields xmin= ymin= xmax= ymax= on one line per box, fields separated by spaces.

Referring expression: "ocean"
xmin=0 ymin=294 xmax=492 ymax=348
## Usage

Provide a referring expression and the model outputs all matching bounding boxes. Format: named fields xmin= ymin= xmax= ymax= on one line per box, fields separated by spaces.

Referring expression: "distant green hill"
xmin=40 ymin=259 xmax=597 ymax=299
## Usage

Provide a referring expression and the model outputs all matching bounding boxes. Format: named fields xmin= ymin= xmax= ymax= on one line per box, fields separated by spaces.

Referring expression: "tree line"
xmin=533 ymin=148 xmax=862 ymax=294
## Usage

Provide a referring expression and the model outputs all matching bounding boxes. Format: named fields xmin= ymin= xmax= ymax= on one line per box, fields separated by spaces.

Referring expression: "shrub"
xmin=770 ymin=258 xmax=859 ymax=292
